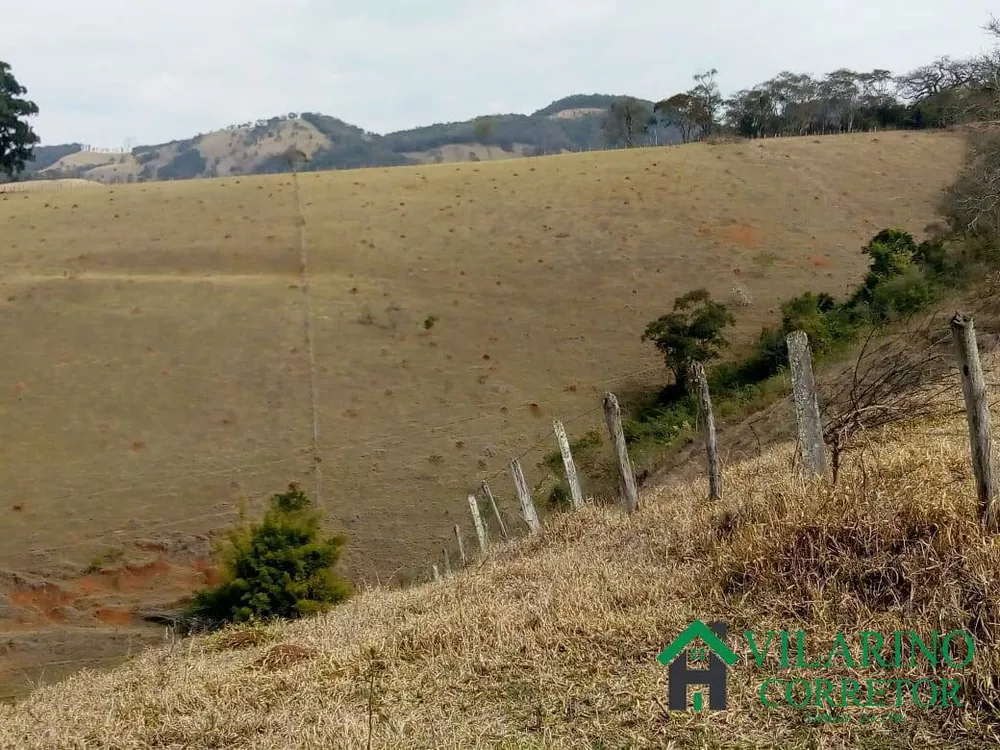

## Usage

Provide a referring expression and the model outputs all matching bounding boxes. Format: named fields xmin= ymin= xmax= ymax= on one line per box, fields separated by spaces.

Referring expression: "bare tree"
xmin=817 ymin=276 xmax=1000 ymax=483
xmin=940 ymin=18 xmax=1000 ymax=237
xmin=943 ymin=127 xmax=1000 ymax=236
xmin=819 ymin=312 xmax=961 ymax=483
xmin=473 ymin=117 xmax=495 ymax=160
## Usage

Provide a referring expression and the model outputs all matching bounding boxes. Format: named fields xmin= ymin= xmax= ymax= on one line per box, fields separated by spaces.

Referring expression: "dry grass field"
xmin=0 ymin=130 xmax=965 ymax=698
xmin=3 ymin=415 xmax=1000 ymax=748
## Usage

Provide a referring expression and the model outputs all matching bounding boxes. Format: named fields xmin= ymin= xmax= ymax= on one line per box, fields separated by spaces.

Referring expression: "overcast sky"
xmin=5 ymin=0 xmax=999 ymax=147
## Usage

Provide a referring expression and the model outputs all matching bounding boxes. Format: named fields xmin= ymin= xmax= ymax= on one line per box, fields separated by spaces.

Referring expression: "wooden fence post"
xmin=693 ymin=362 xmax=722 ymax=501
xmin=509 ymin=458 xmax=541 ymax=532
xmin=467 ymin=494 xmax=488 ymax=552
xmin=553 ymin=420 xmax=584 ymax=509
xmin=481 ymin=480 xmax=509 ymax=540
xmin=453 ymin=524 xmax=467 ymax=567
xmin=950 ymin=313 xmax=1000 ymax=531
xmin=603 ymin=392 xmax=639 ymax=513
xmin=786 ymin=331 xmax=828 ymax=478
xmin=432 ymin=564 xmax=441 ymax=581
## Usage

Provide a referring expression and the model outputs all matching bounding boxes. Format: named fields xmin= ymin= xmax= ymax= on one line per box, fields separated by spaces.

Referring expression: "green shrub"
xmin=849 ymin=229 xmax=961 ymax=313
xmin=187 ymin=483 xmax=351 ymax=625
xmin=777 ymin=292 xmax=841 ymax=353
xmin=547 ymin=483 xmax=571 ymax=509
xmin=623 ymin=404 xmax=694 ymax=446
xmin=867 ymin=266 xmax=940 ymax=321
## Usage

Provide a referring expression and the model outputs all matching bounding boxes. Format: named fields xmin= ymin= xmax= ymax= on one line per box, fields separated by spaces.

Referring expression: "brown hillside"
xmin=0 ymin=130 xmax=965 ymax=699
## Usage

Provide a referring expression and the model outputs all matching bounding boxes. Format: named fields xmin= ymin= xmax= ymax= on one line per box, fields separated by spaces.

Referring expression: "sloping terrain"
xmin=2 ymin=411 xmax=998 ymax=748
xmin=0 ymin=130 xmax=965 ymax=699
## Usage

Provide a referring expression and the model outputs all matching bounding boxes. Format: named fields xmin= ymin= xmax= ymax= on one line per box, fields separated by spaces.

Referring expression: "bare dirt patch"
xmin=721 ymin=224 xmax=761 ymax=247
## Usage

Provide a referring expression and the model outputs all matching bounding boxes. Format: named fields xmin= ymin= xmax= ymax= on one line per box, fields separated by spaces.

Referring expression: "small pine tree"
xmin=188 ymin=483 xmax=351 ymax=625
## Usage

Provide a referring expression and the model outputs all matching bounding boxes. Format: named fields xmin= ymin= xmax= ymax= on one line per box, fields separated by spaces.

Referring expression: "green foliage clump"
xmin=541 ymin=429 xmax=604 ymax=496
xmin=547 ymin=483 xmax=571 ymax=509
xmin=0 ymin=61 xmax=40 ymax=179
xmin=642 ymin=289 xmax=734 ymax=397
xmin=868 ymin=267 xmax=939 ymax=320
xmin=849 ymin=229 xmax=953 ymax=322
xmin=187 ymin=483 xmax=351 ymax=625
xmin=622 ymin=406 xmax=694 ymax=446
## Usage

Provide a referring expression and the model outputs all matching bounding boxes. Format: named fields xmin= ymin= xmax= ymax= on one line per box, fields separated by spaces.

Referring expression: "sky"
xmin=5 ymin=0 xmax=1000 ymax=147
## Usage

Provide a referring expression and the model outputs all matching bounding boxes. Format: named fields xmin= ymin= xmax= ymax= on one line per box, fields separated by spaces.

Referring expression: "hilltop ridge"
xmin=23 ymin=94 xmax=674 ymax=184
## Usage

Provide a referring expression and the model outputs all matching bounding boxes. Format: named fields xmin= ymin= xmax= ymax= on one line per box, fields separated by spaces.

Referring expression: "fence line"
xmin=440 ymin=317 xmax=1000 ymax=580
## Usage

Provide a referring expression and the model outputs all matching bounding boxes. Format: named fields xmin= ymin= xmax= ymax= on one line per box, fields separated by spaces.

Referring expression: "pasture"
xmin=0 ymin=130 xmax=965 ymax=696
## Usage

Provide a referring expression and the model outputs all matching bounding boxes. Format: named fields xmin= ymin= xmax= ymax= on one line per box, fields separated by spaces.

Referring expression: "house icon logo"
xmin=657 ymin=620 xmax=738 ymax=711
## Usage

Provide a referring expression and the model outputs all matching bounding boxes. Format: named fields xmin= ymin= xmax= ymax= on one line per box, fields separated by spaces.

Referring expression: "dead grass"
xmin=0 ymin=130 xmax=967 ymax=696
xmin=2 ymin=417 xmax=1000 ymax=747
xmin=206 ymin=623 xmax=279 ymax=652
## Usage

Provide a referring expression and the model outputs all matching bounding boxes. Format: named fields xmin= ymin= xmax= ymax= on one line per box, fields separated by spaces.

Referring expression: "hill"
xmin=2 ymin=410 xmax=998 ymax=747
xmin=0 ymin=131 xmax=965 ymax=699
xmin=27 ymin=95 xmax=676 ymax=183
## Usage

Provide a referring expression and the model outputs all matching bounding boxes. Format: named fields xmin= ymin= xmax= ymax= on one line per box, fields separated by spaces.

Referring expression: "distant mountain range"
xmin=21 ymin=95 xmax=680 ymax=184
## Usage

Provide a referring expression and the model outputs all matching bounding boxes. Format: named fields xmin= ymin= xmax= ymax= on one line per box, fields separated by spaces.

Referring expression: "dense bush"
xmin=542 ymin=429 xmax=602 ymax=475
xmin=187 ymin=483 xmax=351 ymax=625
xmin=868 ymin=266 xmax=939 ymax=320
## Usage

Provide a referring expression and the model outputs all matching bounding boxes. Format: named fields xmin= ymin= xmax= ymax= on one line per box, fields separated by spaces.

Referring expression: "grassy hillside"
xmin=2 ymin=410 xmax=998 ymax=747
xmin=0 ymin=131 xmax=965 ymax=699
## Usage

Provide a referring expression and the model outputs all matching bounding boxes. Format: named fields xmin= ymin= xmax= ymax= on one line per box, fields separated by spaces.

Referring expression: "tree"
xmin=690 ymin=69 xmax=723 ymax=136
xmin=0 ymin=62 xmax=40 ymax=180
xmin=187 ymin=483 xmax=351 ymax=625
xmin=602 ymin=97 xmax=649 ymax=148
xmin=642 ymin=289 xmax=734 ymax=395
xmin=473 ymin=116 xmax=495 ymax=159
xmin=655 ymin=69 xmax=722 ymax=143
xmin=654 ymin=93 xmax=701 ymax=143
xmin=725 ymin=87 xmax=775 ymax=138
